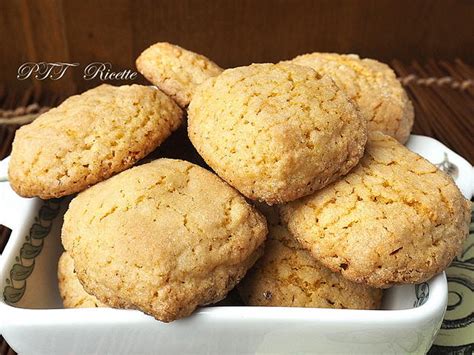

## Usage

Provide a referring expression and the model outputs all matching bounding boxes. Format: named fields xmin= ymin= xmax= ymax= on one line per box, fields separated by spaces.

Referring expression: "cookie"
xmin=280 ymin=132 xmax=470 ymax=288
xmin=238 ymin=212 xmax=382 ymax=309
xmin=58 ymin=252 xmax=105 ymax=308
xmin=136 ymin=42 xmax=223 ymax=107
xmin=188 ymin=63 xmax=367 ymax=204
xmin=8 ymin=84 xmax=183 ymax=199
xmin=61 ymin=158 xmax=267 ymax=322
xmin=289 ymin=53 xmax=414 ymax=143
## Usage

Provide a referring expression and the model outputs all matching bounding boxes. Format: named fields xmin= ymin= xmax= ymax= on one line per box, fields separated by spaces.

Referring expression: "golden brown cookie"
xmin=136 ymin=42 xmax=223 ymax=107
xmin=238 ymin=215 xmax=382 ymax=309
xmin=188 ymin=63 xmax=367 ymax=205
xmin=62 ymin=158 xmax=267 ymax=322
xmin=58 ymin=252 xmax=105 ymax=308
xmin=8 ymin=84 xmax=183 ymax=199
xmin=289 ymin=53 xmax=414 ymax=143
xmin=280 ymin=132 xmax=470 ymax=288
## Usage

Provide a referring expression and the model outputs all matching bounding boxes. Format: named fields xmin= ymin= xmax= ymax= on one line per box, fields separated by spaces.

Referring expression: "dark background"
xmin=1 ymin=0 xmax=473 ymax=95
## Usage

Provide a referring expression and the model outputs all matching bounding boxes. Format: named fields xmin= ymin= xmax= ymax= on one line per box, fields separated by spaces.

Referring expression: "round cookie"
xmin=62 ymin=158 xmax=267 ymax=322
xmin=58 ymin=252 xmax=105 ymax=308
xmin=238 ymin=216 xmax=382 ymax=309
xmin=280 ymin=132 xmax=470 ymax=288
xmin=289 ymin=53 xmax=414 ymax=143
xmin=8 ymin=84 xmax=183 ymax=199
xmin=188 ymin=63 xmax=367 ymax=205
xmin=136 ymin=42 xmax=223 ymax=107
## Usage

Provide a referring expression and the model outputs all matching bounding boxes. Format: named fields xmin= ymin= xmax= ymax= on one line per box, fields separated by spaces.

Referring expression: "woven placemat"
xmin=0 ymin=60 xmax=473 ymax=354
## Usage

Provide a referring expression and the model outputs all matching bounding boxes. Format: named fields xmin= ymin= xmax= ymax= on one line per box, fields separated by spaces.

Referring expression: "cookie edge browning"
xmin=188 ymin=63 xmax=368 ymax=205
xmin=280 ymin=132 xmax=471 ymax=288
xmin=238 ymin=223 xmax=383 ymax=310
xmin=85 ymin=243 xmax=265 ymax=322
xmin=62 ymin=158 xmax=268 ymax=322
xmin=290 ymin=53 xmax=415 ymax=144
xmin=57 ymin=252 xmax=105 ymax=308
xmin=136 ymin=42 xmax=223 ymax=107
xmin=8 ymin=84 xmax=183 ymax=199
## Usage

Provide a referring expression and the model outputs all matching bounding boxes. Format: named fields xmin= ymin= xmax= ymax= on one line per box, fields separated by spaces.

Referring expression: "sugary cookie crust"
xmin=238 ymin=206 xmax=382 ymax=309
xmin=136 ymin=42 xmax=223 ymax=107
xmin=8 ymin=84 xmax=183 ymax=199
xmin=62 ymin=159 xmax=267 ymax=322
xmin=188 ymin=63 xmax=367 ymax=204
xmin=290 ymin=53 xmax=414 ymax=143
xmin=280 ymin=132 xmax=470 ymax=288
xmin=58 ymin=252 xmax=105 ymax=308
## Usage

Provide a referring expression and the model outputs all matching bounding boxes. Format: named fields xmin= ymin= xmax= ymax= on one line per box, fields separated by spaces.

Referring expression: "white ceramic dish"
xmin=0 ymin=134 xmax=472 ymax=354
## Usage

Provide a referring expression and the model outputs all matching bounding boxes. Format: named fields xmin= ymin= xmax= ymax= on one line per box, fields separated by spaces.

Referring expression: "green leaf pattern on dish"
xmin=3 ymin=199 xmax=61 ymax=305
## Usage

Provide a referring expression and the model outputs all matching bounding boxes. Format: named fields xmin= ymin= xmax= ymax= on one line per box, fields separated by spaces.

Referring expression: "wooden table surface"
xmin=1 ymin=0 xmax=473 ymax=95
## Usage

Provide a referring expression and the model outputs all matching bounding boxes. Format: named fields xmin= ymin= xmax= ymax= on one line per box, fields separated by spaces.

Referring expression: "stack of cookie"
xmin=8 ymin=43 xmax=470 ymax=322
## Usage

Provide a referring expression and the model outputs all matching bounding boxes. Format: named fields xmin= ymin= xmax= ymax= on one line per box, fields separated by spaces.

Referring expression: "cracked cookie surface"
xmin=188 ymin=63 xmax=367 ymax=204
xmin=238 ymin=206 xmax=382 ymax=309
xmin=58 ymin=252 xmax=105 ymax=308
xmin=61 ymin=158 xmax=267 ymax=322
xmin=289 ymin=53 xmax=414 ymax=143
xmin=8 ymin=84 xmax=183 ymax=199
xmin=280 ymin=132 xmax=470 ymax=288
xmin=136 ymin=42 xmax=223 ymax=107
